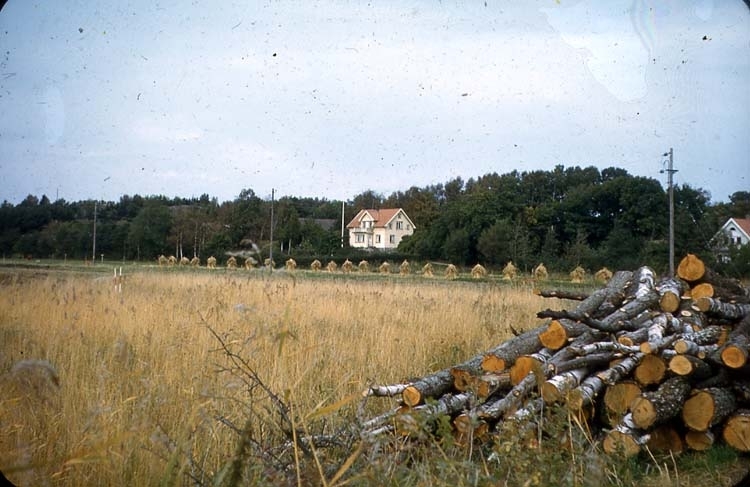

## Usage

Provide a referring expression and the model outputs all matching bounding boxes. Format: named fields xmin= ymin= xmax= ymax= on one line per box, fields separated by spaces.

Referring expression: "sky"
xmin=0 ymin=0 xmax=748 ymax=205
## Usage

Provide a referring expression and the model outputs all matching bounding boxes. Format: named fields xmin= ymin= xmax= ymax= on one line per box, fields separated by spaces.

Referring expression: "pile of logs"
xmin=361 ymin=254 xmax=750 ymax=457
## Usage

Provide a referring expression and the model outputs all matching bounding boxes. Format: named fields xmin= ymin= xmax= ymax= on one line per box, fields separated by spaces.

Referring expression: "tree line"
xmin=1 ymin=165 xmax=748 ymax=276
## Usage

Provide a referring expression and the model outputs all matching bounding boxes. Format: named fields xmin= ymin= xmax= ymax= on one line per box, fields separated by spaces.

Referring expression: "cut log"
xmin=476 ymin=374 xmax=537 ymax=421
xmin=538 ymin=319 xmax=591 ymax=351
xmin=630 ymin=376 xmax=692 ymax=429
xmin=639 ymin=314 xmax=678 ymax=354
xmin=685 ymin=429 xmax=715 ymax=451
xmin=567 ymin=354 xmax=644 ymax=412
xmin=541 ymin=368 xmax=589 ymax=404
xmin=602 ymin=413 xmax=648 ymax=456
xmin=694 ymin=297 xmax=750 ymax=321
xmin=677 ymin=253 xmax=706 ymax=282
xmin=658 ymin=278 xmax=688 ymax=313
xmin=472 ymin=372 xmax=512 ymax=399
xmin=534 ymin=289 xmax=589 ymax=301
xmin=395 ymin=392 xmax=474 ymax=436
xmin=509 ymin=349 xmax=553 ymax=385
xmin=480 ymin=326 xmax=547 ymax=373
xmin=451 ymin=367 xmax=476 ymax=392
xmin=402 ymin=370 xmax=454 ymax=407
xmin=366 ymin=383 xmax=409 ymax=397
xmin=668 ymin=354 xmax=713 ymax=381
xmin=646 ymin=425 xmax=685 ymax=454
xmin=682 ymin=387 xmax=737 ymax=432
xmin=719 ymin=315 xmax=750 ymax=369
xmin=722 ymin=409 xmax=750 ymax=452
xmin=633 ymin=354 xmax=667 ymax=386
xmin=603 ymin=381 xmax=642 ymax=422
xmin=690 ymin=282 xmax=714 ymax=301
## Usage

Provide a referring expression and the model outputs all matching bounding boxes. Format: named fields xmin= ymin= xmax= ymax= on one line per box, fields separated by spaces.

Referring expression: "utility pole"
xmin=341 ymin=201 xmax=345 ymax=248
xmin=661 ymin=148 xmax=678 ymax=277
xmin=269 ymin=188 xmax=274 ymax=272
xmin=92 ymin=200 xmax=97 ymax=264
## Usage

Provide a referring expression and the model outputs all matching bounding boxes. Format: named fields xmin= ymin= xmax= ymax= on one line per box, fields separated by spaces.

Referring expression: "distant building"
xmin=712 ymin=217 xmax=750 ymax=262
xmin=346 ymin=208 xmax=416 ymax=250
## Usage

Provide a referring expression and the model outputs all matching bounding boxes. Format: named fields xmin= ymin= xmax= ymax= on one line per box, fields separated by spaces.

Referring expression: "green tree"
xmin=127 ymin=200 xmax=173 ymax=260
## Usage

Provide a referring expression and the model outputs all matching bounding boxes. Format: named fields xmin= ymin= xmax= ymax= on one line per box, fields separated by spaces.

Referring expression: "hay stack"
xmin=311 ymin=259 xmax=322 ymax=271
xmin=342 ymin=259 xmax=354 ymax=273
xmin=190 ymin=256 xmax=200 ymax=267
xmin=264 ymin=258 xmax=276 ymax=268
xmin=570 ymin=265 xmax=586 ymax=283
xmin=326 ymin=261 xmax=338 ymax=272
xmin=158 ymin=255 xmax=168 ymax=266
xmin=471 ymin=264 xmax=487 ymax=279
xmin=226 ymin=256 xmax=238 ymax=269
xmin=595 ymin=267 xmax=613 ymax=283
xmin=379 ymin=262 xmax=391 ymax=274
xmin=502 ymin=261 xmax=517 ymax=280
xmin=359 ymin=260 xmax=370 ymax=273
xmin=422 ymin=262 xmax=434 ymax=277
xmin=445 ymin=264 xmax=458 ymax=280
xmin=533 ymin=263 xmax=548 ymax=281
xmin=244 ymin=257 xmax=256 ymax=269
xmin=207 ymin=256 xmax=217 ymax=269
xmin=168 ymin=255 xmax=177 ymax=266
xmin=400 ymin=260 xmax=411 ymax=275
xmin=285 ymin=258 xmax=297 ymax=271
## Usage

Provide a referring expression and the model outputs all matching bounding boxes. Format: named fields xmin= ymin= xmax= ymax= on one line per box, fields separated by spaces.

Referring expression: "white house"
xmin=346 ymin=208 xmax=416 ymax=250
xmin=712 ymin=217 xmax=750 ymax=261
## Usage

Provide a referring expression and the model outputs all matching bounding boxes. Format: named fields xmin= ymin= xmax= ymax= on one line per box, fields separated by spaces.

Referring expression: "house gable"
xmin=346 ymin=208 xmax=416 ymax=249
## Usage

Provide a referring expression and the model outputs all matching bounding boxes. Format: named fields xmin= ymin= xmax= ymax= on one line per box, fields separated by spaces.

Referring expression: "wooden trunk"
xmin=630 ymin=376 xmax=692 ymax=429
xmin=685 ymin=429 xmax=715 ymax=451
xmin=720 ymin=315 xmax=750 ymax=369
xmin=633 ymin=354 xmax=667 ymax=386
xmin=722 ymin=409 xmax=750 ymax=452
xmin=603 ymin=381 xmax=642 ymax=423
xmin=668 ymin=354 xmax=713 ymax=381
xmin=658 ymin=278 xmax=688 ymax=313
xmin=682 ymin=387 xmax=737 ymax=432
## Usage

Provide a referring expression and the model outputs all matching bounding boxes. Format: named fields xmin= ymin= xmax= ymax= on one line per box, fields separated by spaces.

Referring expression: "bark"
xmin=541 ymin=367 xmax=589 ymax=404
xmin=602 ymin=413 xmax=648 ymax=457
xmin=567 ymin=354 xmax=644 ymax=412
xmin=630 ymin=376 xmax=692 ymax=429
xmin=473 ymin=372 xmax=512 ymax=399
xmin=476 ymin=374 xmax=537 ymax=421
xmin=396 ymin=392 xmax=474 ymax=436
xmin=480 ymin=325 xmax=547 ymax=373
xmin=402 ymin=370 xmax=454 ymax=407
xmin=534 ymin=289 xmax=589 ymax=301
xmin=694 ymin=297 xmax=750 ymax=321
xmin=366 ymin=383 xmax=409 ymax=397
xmin=509 ymin=348 xmax=553 ymax=385
xmin=657 ymin=277 xmax=688 ymax=313
xmin=719 ymin=315 xmax=750 ymax=369
xmin=722 ymin=409 xmax=750 ymax=452
xmin=682 ymin=387 xmax=737 ymax=432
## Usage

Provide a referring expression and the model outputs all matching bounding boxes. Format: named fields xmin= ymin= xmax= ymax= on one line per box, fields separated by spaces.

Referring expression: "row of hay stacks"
xmin=361 ymin=254 xmax=750 ymax=458
xmin=156 ymin=254 xmax=612 ymax=283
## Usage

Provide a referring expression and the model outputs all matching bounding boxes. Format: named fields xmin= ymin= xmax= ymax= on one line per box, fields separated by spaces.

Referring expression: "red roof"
xmin=734 ymin=218 xmax=750 ymax=238
xmin=346 ymin=208 xmax=404 ymax=229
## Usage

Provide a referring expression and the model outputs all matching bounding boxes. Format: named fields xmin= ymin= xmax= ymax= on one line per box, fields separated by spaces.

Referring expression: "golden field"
xmin=0 ymin=265 xmax=549 ymax=486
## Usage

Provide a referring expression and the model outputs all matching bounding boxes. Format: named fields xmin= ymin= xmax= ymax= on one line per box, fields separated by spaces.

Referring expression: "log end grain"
xmin=677 ymin=253 xmax=706 ymax=282
xmin=668 ymin=355 xmax=695 ymax=376
xmin=682 ymin=390 xmax=716 ymax=432
xmin=659 ymin=292 xmax=681 ymax=314
xmin=602 ymin=430 xmax=641 ymax=457
xmin=630 ymin=396 xmax=657 ymax=429
xmin=402 ymin=386 xmax=422 ymax=407
xmin=604 ymin=382 xmax=641 ymax=418
xmin=685 ymin=430 xmax=714 ymax=451
xmin=538 ymin=320 xmax=568 ymax=350
xmin=690 ymin=282 xmax=714 ymax=301
xmin=647 ymin=426 xmax=685 ymax=454
xmin=481 ymin=354 xmax=506 ymax=373
xmin=722 ymin=411 xmax=750 ymax=452
xmin=633 ymin=354 xmax=667 ymax=386
xmin=721 ymin=345 xmax=748 ymax=369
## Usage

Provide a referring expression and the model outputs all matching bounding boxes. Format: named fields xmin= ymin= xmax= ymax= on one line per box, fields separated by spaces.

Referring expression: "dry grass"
xmin=0 ymin=265 xmax=744 ymax=486
xmin=0 ymin=266 xmax=544 ymax=486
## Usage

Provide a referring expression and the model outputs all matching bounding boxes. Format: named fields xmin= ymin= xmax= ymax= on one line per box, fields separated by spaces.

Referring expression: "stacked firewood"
xmin=361 ymin=254 xmax=750 ymax=456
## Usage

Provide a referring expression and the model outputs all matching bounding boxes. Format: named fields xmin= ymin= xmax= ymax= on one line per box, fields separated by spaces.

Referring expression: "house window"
xmin=389 ymin=234 xmax=395 ymax=244
xmin=356 ymin=234 xmax=364 ymax=243
xmin=388 ymin=223 xmax=392 ymax=229
xmin=375 ymin=235 xmax=381 ymax=243
xmin=396 ymin=221 xmax=403 ymax=230
xmin=406 ymin=224 xmax=411 ymax=230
